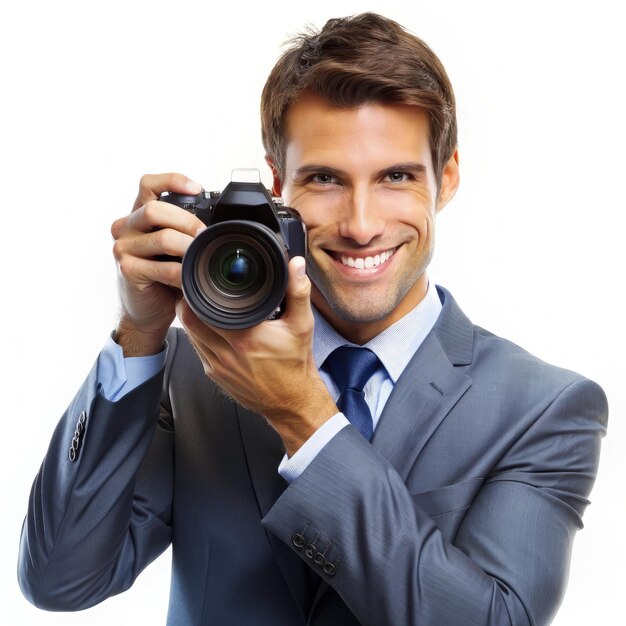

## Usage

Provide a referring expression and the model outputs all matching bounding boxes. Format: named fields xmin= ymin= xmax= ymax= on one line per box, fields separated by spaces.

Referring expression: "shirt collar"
xmin=313 ymin=279 xmax=442 ymax=382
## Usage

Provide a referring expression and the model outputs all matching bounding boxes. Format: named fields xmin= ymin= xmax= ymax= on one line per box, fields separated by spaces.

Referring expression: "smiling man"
xmin=19 ymin=12 xmax=607 ymax=626
xmin=276 ymin=93 xmax=456 ymax=343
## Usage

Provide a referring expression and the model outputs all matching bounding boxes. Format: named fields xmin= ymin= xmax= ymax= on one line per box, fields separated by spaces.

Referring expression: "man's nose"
xmin=338 ymin=188 xmax=385 ymax=245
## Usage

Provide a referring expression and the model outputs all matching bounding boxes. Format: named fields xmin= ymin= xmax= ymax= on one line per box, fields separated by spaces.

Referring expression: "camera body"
xmin=160 ymin=180 xmax=306 ymax=329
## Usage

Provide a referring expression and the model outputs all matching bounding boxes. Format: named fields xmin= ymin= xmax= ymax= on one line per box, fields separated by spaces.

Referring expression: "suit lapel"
xmin=372 ymin=331 xmax=472 ymax=478
xmin=373 ymin=286 xmax=474 ymax=477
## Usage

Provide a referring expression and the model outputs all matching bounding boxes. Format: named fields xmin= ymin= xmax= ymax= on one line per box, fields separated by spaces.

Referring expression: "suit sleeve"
xmin=262 ymin=377 xmax=608 ymax=625
xmin=17 ymin=355 xmax=174 ymax=611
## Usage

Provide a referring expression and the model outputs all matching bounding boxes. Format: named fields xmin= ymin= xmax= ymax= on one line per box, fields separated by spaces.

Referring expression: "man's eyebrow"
xmin=291 ymin=165 xmax=344 ymax=178
xmin=377 ymin=162 xmax=428 ymax=177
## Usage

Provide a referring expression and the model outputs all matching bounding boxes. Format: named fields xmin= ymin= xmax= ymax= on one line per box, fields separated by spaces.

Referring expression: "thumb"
xmin=284 ymin=256 xmax=312 ymax=325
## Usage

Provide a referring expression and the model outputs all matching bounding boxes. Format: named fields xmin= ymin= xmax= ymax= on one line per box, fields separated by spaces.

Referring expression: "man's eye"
xmin=387 ymin=172 xmax=409 ymax=183
xmin=312 ymin=173 xmax=337 ymax=185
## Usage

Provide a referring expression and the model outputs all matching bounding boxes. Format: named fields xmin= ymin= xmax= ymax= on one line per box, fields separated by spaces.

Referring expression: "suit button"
xmin=323 ymin=562 xmax=336 ymax=576
xmin=305 ymin=544 xmax=317 ymax=559
xmin=313 ymin=552 xmax=325 ymax=566
xmin=292 ymin=534 xmax=305 ymax=549
xmin=68 ymin=411 xmax=86 ymax=463
xmin=69 ymin=436 xmax=79 ymax=462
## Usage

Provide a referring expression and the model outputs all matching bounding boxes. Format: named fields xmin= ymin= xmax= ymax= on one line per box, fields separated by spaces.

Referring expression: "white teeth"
xmin=340 ymin=249 xmax=395 ymax=269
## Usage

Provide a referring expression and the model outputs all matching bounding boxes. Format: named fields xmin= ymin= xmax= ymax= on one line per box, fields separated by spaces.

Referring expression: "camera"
xmin=160 ymin=179 xmax=306 ymax=329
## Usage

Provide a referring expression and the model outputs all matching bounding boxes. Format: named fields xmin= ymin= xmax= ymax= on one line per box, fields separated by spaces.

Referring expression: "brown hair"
xmin=261 ymin=12 xmax=457 ymax=187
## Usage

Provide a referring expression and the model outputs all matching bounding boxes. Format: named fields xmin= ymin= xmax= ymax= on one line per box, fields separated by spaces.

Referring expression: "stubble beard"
xmin=307 ymin=240 xmax=435 ymax=325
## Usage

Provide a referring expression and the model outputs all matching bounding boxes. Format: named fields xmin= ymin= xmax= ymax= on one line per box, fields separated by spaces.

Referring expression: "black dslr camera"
xmin=160 ymin=179 xmax=306 ymax=329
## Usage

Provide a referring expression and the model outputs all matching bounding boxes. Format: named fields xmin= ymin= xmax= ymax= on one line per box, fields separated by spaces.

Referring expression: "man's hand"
xmin=111 ymin=173 xmax=206 ymax=356
xmin=177 ymin=256 xmax=338 ymax=456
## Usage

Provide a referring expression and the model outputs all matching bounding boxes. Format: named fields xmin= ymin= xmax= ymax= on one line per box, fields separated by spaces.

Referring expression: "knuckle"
xmin=118 ymin=258 xmax=135 ymax=278
xmin=296 ymin=287 xmax=310 ymax=302
xmin=297 ymin=328 xmax=313 ymax=344
xmin=167 ymin=172 xmax=189 ymax=191
xmin=112 ymin=238 xmax=125 ymax=260
xmin=155 ymin=228 xmax=174 ymax=254
xmin=148 ymin=229 xmax=162 ymax=250
xmin=110 ymin=218 xmax=122 ymax=239
xmin=166 ymin=172 xmax=179 ymax=188
xmin=139 ymin=173 xmax=153 ymax=191
xmin=142 ymin=201 xmax=160 ymax=224
xmin=157 ymin=260 xmax=180 ymax=287
xmin=111 ymin=214 xmax=132 ymax=238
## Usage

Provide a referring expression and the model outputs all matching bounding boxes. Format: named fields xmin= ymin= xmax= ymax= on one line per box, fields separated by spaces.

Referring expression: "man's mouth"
xmin=338 ymin=248 xmax=396 ymax=269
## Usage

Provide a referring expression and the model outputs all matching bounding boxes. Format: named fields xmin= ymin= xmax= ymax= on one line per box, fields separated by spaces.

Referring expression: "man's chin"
xmin=312 ymin=290 xmax=397 ymax=325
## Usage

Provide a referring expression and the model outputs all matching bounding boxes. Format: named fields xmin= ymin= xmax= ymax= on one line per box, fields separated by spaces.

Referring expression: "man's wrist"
xmin=266 ymin=385 xmax=339 ymax=457
xmin=113 ymin=320 xmax=168 ymax=357
xmin=278 ymin=414 xmax=349 ymax=482
xmin=100 ymin=332 xmax=167 ymax=401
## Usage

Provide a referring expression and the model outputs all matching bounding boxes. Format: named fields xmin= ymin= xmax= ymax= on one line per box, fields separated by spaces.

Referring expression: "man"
xmin=18 ymin=12 xmax=607 ymax=625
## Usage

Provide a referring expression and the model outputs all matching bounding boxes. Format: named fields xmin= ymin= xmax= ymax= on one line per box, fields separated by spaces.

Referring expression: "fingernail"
xmin=185 ymin=180 xmax=203 ymax=193
xmin=297 ymin=259 xmax=306 ymax=279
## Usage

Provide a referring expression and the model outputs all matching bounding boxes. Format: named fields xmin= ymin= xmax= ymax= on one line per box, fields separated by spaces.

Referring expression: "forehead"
xmin=283 ymin=92 xmax=432 ymax=170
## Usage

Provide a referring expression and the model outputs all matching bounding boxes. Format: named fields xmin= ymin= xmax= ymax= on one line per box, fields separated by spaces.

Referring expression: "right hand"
xmin=111 ymin=173 xmax=206 ymax=356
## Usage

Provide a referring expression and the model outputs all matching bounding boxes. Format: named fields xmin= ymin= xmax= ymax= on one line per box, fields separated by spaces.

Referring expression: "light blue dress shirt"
xmin=97 ymin=281 xmax=442 ymax=481
xmin=279 ymin=280 xmax=441 ymax=481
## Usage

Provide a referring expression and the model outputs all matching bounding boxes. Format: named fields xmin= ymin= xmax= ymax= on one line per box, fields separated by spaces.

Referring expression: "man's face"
xmin=273 ymin=93 xmax=459 ymax=343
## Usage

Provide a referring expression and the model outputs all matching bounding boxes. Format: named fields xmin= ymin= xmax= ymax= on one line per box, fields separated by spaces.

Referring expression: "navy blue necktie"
xmin=324 ymin=347 xmax=381 ymax=441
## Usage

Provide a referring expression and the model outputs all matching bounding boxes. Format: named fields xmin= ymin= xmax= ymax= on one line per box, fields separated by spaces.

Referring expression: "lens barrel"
xmin=182 ymin=220 xmax=289 ymax=329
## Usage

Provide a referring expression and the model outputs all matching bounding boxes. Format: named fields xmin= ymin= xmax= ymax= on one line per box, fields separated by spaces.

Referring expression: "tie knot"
xmin=324 ymin=346 xmax=381 ymax=393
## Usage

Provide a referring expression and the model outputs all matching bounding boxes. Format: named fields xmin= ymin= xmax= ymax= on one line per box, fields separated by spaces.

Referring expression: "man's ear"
xmin=265 ymin=156 xmax=282 ymax=197
xmin=436 ymin=149 xmax=460 ymax=213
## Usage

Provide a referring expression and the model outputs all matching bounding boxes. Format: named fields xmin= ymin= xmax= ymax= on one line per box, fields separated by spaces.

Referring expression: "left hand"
xmin=176 ymin=256 xmax=338 ymax=455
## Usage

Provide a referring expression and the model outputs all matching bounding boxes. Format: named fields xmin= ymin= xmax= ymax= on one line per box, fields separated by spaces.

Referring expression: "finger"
xmin=133 ymin=173 xmax=203 ymax=210
xmin=283 ymin=256 xmax=313 ymax=332
xmin=184 ymin=329 xmax=219 ymax=377
xmin=176 ymin=300 xmax=232 ymax=356
xmin=124 ymin=200 xmax=205 ymax=237
xmin=117 ymin=255 xmax=184 ymax=289
xmin=113 ymin=227 xmax=195 ymax=261
xmin=176 ymin=298 xmax=204 ymax=335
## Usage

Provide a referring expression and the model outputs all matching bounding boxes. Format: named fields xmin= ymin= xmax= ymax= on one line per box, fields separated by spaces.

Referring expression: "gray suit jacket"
xmin=18 ymin=287 xmax=608 ymax=625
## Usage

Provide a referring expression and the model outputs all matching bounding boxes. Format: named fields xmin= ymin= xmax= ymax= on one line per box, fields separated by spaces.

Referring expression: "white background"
xmin=1 ymin=0 xmax=624 ymax=623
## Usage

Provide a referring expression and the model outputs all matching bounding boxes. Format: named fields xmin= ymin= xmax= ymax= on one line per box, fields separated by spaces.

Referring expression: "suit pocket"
xmin=411 ymin=477 xmax=483 ymax=517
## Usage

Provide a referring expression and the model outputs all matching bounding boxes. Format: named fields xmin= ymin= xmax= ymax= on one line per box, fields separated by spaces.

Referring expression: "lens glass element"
xmin=213 ymin=245 xmax=262 ymax=293
xmin=195 ymin=231 xmax=277 ymax=311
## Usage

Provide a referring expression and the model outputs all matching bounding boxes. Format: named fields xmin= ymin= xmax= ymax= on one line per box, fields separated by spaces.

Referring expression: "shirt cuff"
xmin=278 ymin=413 xmax=350 ymax=483
xmin=97 ymin=333 xmax=167 ymax=402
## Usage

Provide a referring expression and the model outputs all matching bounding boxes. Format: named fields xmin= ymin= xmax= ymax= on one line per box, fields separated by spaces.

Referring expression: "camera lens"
xmin=212 ymin=245 xmax=261 ymax=293
xmin=182 ymin=220 xmax=288 ymax=329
